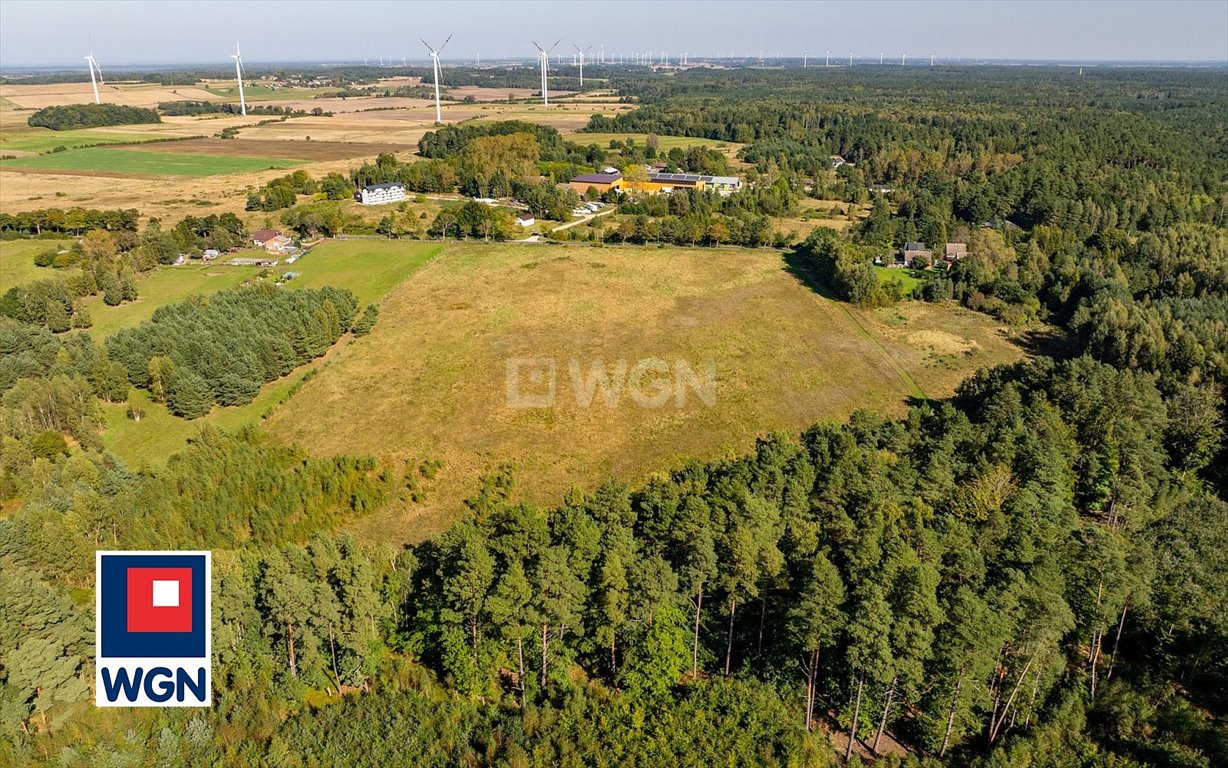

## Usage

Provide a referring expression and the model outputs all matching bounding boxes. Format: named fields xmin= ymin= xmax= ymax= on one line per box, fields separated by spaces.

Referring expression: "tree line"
xmin=27 ymin=104 xmax=161 ymax=131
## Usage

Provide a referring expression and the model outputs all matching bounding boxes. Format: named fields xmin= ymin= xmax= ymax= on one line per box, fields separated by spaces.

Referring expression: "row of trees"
xmin=27 ymin=103 xmax=160 ymax=130
xmin=0 ymin=207 xmax=138 ymax=236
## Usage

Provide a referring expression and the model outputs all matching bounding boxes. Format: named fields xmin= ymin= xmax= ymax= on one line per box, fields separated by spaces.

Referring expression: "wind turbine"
xmin=421 ymin=34 xmax=452 ymax=123
xmin=232 ymin=40 xmax=247 ymax=116
xmin=532 ymin=39 xmax=560 ymax=106
xmin=573 ymin=44 xmax=591 ymax=87
xmin=825 ymin=50 xmax=830 ymax=67
xmin=84 ymin=50 xmax=102 ymax=104
xmin=803 ymin=48 xmax=808 ymax=68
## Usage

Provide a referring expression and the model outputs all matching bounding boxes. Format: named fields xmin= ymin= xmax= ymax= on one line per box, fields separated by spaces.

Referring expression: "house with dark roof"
xmin=358 ymin=182 xmax=406 ymax=205
xmin=251 ymin=229 xmax=281 ymax=246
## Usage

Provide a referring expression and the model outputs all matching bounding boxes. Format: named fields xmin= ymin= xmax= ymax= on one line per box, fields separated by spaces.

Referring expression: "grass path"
xmin=830 ymin=299 xmax=928 ymax=400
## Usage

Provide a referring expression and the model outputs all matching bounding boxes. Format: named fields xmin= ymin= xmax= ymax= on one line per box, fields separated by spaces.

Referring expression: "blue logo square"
xmin=99 ymin=553 xmax=208 ymax=658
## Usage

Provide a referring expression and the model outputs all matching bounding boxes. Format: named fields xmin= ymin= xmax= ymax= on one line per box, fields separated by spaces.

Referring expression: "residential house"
xmin=515 ymin=213 xmax=536 ymax=227
xmin=251 ymin=229 xmax=281 ymax=248
xmin=900 ymin=241 xmax=932 ymax=267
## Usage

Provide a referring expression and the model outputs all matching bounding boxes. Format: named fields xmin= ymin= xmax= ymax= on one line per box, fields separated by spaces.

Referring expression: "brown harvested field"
xmin=0 ymin=155 xmax=363 ymax=222
xmin=0 ymin=82 xmax=220 ymax=109
xmin=264 ymin=242 xmax=1023 ymax=544
xmin=114 ymin=137 xmax=406 ymax=160
xmin=246 ymin=95 xmax=437 ymax=113
xmin=447 ymin=85 xmax=545 ymax=101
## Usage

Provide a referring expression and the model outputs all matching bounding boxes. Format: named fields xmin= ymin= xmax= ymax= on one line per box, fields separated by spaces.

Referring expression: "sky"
xmin=1 ymin=0 xmax=1226 ymax=69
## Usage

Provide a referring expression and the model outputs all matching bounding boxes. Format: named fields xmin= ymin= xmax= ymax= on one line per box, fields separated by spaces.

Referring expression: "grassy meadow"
xmin=262 ymin=242 xmax=1022 ymax=544
xmin=0 ymin=239 xmax=75 ymax=292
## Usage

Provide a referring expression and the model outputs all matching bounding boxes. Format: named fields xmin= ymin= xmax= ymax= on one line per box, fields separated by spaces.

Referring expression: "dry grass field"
xmin=263 ymin=242 xmax=1023 ymax=544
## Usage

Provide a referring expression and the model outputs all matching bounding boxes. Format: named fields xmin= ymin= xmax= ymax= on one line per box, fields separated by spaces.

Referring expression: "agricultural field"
xmin=0 ymin=238 xmax=75 ymax=291
xmin=263 ymin=242 xmax=1023 ymax=543
xmin=0 ymin=145 xmax=304 ymax=177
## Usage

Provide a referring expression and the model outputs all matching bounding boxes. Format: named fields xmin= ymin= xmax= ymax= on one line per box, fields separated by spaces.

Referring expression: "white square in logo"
xmin=152 ymin=579 xmax=180 ymax=608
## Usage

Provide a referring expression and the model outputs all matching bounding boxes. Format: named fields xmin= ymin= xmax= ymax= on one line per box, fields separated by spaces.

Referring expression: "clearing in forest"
xmin=263 ymin=242 xmax=1023 ymax=543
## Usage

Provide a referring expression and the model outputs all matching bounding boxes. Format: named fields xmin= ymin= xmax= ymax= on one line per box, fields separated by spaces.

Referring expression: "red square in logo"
xmin=126 ymin=567 xmax=193 ymax=633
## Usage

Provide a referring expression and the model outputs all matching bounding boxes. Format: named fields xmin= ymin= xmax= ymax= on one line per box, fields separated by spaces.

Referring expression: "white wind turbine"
xmin=573 ymin=44 xmax=592 ymax=87
xmin=84 ymin=50 xmax=102 ymax=104
xmin=232 ymin=40 xmax=247 ymax=116
xmin=532 ymin=39 xmax=560 ymax=106
xmin=803 ymin=48 xmax=808 ymax=68
xmin=421 ymin=34 xmax=452 ymax=123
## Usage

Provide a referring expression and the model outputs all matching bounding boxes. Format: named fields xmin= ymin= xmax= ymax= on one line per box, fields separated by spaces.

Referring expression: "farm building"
xmin=359 ymin=182 xmax=407 ymax=205
xmin=944 ymin=242 xmax=968 ymax=262
xmin=515 ymin=214 xmax=536 ymax=227
xmin=568 ymin=170 xmax=743 ymax=197
xmin=568 ymin=172 xmax=624 ymax=195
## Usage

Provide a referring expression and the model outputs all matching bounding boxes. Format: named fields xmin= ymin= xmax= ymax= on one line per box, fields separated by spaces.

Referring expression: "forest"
xmin=0 ymin=65 xmax=1226 ymax=766
xmin=25 ymin=103 xmax=162 ymax=130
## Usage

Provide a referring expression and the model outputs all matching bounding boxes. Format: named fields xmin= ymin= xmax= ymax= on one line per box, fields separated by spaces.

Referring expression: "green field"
xmin=202 ymin=84 xmax=339 ymax=101
xmin=0 ymin=146 xmax=303 ymax=177
xmin=274 ymin=239 xmax=444 ymax=305
xmin=0 ymin=128 xmax=179 ymax=155
xmin=263 ymin=242 xmax=1022 ymax=544
xmin=566 ymin=132 xmax=740 ymax=152
xmin=0 ymin=239 xmax=75 ymax=292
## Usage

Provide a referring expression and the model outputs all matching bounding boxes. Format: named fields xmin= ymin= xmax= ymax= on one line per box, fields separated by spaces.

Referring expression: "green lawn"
xmin=1 ymin=146 xmax=303 ymax=177
xmin=0 ymin=129 xmax=177 ymax=155
xmin=875 ymin=266 xmax=930 ymax=294
xmin=80 ymin=264 xmax=263 ymax=339
xmin=276 ymin=239 xmax=444 ymax=305
xmin=0 ymin=239 xmax=75 ymax=292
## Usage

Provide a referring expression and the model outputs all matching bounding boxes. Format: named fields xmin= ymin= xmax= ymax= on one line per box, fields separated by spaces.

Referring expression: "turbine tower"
xmin=573 ymin=44 xmax=591 ymax=87
xmin=232 ymin=40 xmax=247 ymax=116
xmin=803 ymin=48 xmax=808 ymax=68
xmin=532 ymin=39 xmax=560 ymax=106
xmin=84 ymin=51 xmax=102 ymax=104
xmin=421 ymin=34 xmax=452 ymax=124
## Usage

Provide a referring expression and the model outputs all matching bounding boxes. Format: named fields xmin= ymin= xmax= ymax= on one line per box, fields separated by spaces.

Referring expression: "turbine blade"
xmin=549 ymin=39 xmax=560 ymax=53
xmin=437 ymin=34 xmax=452 ymax=54
xmin=421 ymin=39 xmax=434 ymax=54
xmin=532 ymin=40 xmax=545 ymax=53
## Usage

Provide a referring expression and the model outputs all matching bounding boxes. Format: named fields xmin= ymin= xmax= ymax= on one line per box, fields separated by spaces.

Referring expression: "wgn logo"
xmin=95 ymin=551 xmax=211 ymax=707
